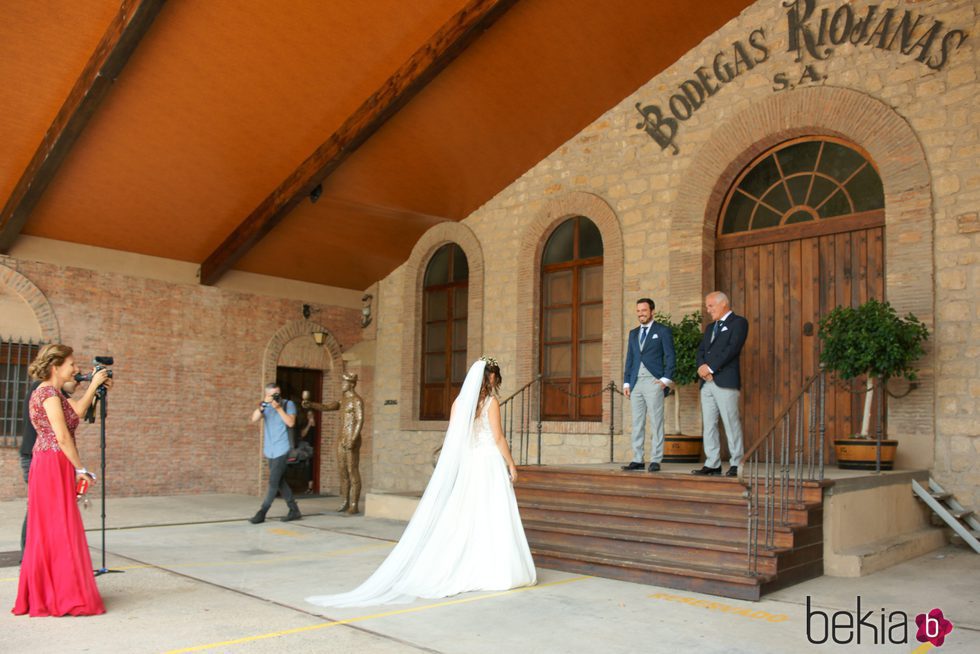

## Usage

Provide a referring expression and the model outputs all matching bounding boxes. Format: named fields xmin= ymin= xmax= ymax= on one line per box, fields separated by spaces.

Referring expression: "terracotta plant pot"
xmin=834 ymin=438 xmax=898 ymax=470
xmin=663 ymin=434 xmax=703 ymax=463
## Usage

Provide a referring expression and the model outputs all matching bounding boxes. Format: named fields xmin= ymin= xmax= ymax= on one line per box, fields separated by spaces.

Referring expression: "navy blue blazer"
xmin=623 ymin=322 xmax=676 ymax=389
xmin=696 ymin=312 xmax=748 ymax=389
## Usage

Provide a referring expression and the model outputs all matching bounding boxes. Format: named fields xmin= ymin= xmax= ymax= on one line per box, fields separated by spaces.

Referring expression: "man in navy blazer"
xmin=622 ymin=298 xmax=675 ymax=472
xmin=693 ymin=291 xmax=748 ymax=477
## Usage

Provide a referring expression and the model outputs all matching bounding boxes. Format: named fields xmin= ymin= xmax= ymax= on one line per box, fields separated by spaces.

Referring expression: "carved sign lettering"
xmin=635 ymin=0 xmax=968 ymax=155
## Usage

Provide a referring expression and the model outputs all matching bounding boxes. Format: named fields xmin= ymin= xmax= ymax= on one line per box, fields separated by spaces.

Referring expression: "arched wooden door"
xmin=715 ymin=138 xmax=886 ymax=461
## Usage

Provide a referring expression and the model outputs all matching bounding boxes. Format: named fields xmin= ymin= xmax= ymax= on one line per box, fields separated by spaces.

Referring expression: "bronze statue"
xmin=301 ymin=371 xmax=364 ymax=514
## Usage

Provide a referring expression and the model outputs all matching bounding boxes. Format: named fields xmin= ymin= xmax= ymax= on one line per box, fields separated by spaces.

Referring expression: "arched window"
xmin=719 ymin=137 xmax=884 ymax=238
xmin=420 ymin=244 xmax=468 ymax=420
xmin=540 ymin=216 xmax=603 ymax=421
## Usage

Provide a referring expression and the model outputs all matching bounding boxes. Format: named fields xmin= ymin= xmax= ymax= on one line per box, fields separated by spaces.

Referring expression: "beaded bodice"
xmin=30 ymin=385 xmax=77 ymax=453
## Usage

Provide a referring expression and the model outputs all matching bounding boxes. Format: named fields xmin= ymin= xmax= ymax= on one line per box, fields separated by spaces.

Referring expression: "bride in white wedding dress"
xmin=306 ymin=357 xmax=536 ymax=608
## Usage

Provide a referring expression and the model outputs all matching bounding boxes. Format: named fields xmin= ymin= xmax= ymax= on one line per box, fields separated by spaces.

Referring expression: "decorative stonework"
xmin=0 ymin=261 xmax=61 ymax=342
xmin=672 ymin=85 xmax=933 ymax=466
xmin=515 ymin=191 xmax=624 ymax=434
xmin=399 ymin=222 xmax=485 ymax=431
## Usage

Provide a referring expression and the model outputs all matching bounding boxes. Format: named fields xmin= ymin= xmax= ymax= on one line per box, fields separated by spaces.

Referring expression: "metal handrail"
xmin=499 ymin=376 xmax=623 ymax=465
xmin=500 ymin=376 xmax=541 ymax=405
xmin=741 ymin=370 xmax=826 ymax=575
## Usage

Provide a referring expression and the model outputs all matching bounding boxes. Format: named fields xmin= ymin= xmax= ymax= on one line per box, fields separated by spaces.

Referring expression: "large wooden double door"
xmin=715 ymin=218 xmax=885 ymax=461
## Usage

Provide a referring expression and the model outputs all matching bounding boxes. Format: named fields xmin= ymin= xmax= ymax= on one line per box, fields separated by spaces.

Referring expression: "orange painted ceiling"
xmin=1 ymin=0 xmax=752 ymax=290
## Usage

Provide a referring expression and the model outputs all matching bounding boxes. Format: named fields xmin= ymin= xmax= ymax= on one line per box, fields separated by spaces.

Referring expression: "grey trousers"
xmin=629 ymin=376 xmax=666 ymax=463
xmin=259 ymin=454 xmax=299 ymax=514
xmin=700 ymin=381 xmax=744 ymax=468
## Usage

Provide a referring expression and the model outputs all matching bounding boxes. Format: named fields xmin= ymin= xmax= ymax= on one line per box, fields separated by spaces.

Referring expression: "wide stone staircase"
xmin=514 ymin=466 xmax=827 ymax=601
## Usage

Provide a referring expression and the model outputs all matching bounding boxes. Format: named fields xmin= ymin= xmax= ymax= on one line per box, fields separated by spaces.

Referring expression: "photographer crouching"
xmin=248 ymin=383 xmax=301 ymax=523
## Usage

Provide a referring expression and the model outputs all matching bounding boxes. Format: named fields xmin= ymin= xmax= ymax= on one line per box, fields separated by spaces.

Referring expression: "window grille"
xmin=1 ymin=338 xmax=42 ymax=448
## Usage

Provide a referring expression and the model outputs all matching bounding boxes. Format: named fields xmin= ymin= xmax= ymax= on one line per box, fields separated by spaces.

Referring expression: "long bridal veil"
xmin=306 ymin=359 xmax=488 ymax=608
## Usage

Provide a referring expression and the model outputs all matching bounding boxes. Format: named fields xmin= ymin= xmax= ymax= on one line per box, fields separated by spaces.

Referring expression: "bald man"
xmin=693 ymin=291 xmax=748 ymax=477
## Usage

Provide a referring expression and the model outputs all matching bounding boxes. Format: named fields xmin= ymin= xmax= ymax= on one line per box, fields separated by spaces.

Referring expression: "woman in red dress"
xmin=13 ymin=344 xmax=109 ymax=617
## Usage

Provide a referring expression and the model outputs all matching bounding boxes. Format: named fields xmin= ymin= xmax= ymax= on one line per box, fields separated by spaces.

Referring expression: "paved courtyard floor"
xmin=0 ymin=494 xmax=977 ymax=653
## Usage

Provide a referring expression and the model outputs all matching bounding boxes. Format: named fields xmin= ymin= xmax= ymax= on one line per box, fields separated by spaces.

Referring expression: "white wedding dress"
xmin=306 ymin=360 xmax=536 ymax=608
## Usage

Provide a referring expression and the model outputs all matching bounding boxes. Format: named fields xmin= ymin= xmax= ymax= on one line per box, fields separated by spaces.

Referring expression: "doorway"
xmin=276 ymin=366 xmax=323 ymax=495
xmin=714 ymin=137 xmax=886 ymax=462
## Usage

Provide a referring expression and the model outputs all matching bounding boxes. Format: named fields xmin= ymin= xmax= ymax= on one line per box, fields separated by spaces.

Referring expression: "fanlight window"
xmin=720 ymin=138 xmax=884 ymax=235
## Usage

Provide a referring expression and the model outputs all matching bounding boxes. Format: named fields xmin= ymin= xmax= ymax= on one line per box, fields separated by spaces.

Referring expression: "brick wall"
xmin=0 ymin=256 xmax=366 ymax=501
xmin=369 ymin=0 xmax=980 ymax=507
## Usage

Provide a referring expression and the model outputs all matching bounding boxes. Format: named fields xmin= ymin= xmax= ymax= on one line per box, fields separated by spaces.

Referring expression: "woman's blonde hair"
xmin=28 ymin=344 xmax=73 ymax=381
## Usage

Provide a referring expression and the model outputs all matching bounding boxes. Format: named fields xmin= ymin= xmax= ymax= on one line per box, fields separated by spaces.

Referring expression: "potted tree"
xmin=655 ymin=311 xmax=704 ymax=463
xmin=817 ymin=299 xmax=929 ymax=470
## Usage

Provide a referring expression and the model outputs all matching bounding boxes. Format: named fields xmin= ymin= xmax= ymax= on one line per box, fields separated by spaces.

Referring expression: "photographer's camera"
xmin=74 ymin=356 xmax=114 ymax=383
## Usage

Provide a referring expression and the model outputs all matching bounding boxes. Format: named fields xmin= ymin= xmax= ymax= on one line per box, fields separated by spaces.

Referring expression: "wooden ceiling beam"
xmin=0 ymin=0 xmax=167 ymax=253
xmin=199 ymin=0 xmax=517 ymax=286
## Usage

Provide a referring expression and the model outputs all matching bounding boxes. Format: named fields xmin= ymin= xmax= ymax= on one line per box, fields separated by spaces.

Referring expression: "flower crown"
xmin=480 ymin=355 xmax=499 ymax=368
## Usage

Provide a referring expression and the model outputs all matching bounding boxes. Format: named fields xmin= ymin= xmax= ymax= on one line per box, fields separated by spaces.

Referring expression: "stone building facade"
xmin=367 ymin=0 xmax=980 ymax=508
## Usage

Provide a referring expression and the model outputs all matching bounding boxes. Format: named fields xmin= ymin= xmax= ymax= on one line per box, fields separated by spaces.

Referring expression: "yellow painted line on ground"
xmin=649 ymin=591 xmax=790 ymax=622
xmin=911 ymin=643 xmax=934 ymax=654
xmin=266 ymin=527 xmax=304 ymax=537
xmin=0 ymin=542 xmax=392 ymax=583
xmin=161 ymin=575 xmax=591 ymax=654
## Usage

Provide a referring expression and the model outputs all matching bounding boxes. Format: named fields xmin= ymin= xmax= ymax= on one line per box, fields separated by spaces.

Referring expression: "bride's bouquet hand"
xmin=508 ymin=463 xmax=518 ymax=483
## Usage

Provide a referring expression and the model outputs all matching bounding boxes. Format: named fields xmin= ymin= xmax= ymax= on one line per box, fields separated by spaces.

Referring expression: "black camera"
xmin=77 ymin=357 xmax=113 ymax=422
xmin=272 ymin=392 xmax=281 ymax=403
xmin=74 ymin=356 xmax=114 ymax=383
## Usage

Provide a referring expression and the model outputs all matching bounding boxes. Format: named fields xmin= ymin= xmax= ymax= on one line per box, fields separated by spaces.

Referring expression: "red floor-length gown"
xmin=13 ymin=384 xmax=105 ymax=617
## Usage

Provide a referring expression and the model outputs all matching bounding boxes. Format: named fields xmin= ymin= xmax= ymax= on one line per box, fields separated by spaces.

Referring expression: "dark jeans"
xmin=20 ymin=454 xmax=31 ymax=554
xmin=259 ymin=454 xmax=298 ymax=514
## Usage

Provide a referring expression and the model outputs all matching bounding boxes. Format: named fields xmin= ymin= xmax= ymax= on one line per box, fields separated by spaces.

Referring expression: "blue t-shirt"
xmin=261 ymin=399 xmax=296 ymax=459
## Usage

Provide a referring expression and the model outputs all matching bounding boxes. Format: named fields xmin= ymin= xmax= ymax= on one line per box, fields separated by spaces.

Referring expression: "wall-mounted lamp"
xmin=361 ymin=293 xmax=373 ymax=328
xmin=312 ymin=330 xmax=327 ymax=346
xmin=303 ymin=303 xmax=321 ymax=320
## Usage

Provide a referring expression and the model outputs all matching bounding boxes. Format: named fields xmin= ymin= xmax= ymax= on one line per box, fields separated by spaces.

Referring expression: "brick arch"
xmin=671 ymin=85 xmax=931 ymax=318
xmin=261 ymin=320 xmax=342 ymax=384
xmin=515 ymin=192 xmax=624 ymax=432
xmin=670 ymin=85 xmax=933 ymax=456
xmin=0 ymin=262 xmax=60 ymax=342
xmin=399 ymin=221 xmax=485 ymax=430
